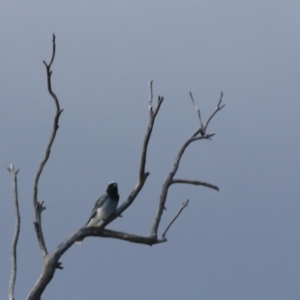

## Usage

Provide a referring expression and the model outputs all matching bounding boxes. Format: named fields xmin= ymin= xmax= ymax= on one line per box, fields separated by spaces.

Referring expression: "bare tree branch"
xmin=151 ymin=92 xmax=224 ymax=238
xmin=110 ymin=84 xmax=164 ymax=221
xmin=26 ymin=35 xmax=225 ymax=299
xmin=171 ymin=179 xmax=219 ymax=191
xmin=98 ymin=229 xmax=166 ymax=245
xmin=33 ymin=33 xmax=63 ymax=260
xmin=150 ymin=135 xmax=205 ymax=238
xmin=7 ymin=164 xmax=20 ymax=300
xmin=140 ymin=82 xmax=163 ymax=181
xmin=26 ymin=86 xmax=224 ymax=299
xmin=85 ymin=82 xmax=164 ymax=232
xmin=162 ymin=200 xmax=189 ymax=239
xmin=76 ymin=200 xmax=190 ymax=247
xmin=27 ymin=226 xmax=168 ymax=299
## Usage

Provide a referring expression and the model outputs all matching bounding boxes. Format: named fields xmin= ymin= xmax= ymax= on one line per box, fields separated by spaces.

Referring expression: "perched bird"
xmin=76 ymin=182 xmax=119 ymax=243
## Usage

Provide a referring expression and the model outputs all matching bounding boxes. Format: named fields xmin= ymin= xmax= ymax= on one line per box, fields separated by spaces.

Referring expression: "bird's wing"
xmin=84 ymin=193 xmax=108 ymax=226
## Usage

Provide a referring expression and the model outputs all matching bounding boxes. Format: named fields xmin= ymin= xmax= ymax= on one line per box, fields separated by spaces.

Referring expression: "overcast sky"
xmin=1 ymin=1 xmax=299 ymax=299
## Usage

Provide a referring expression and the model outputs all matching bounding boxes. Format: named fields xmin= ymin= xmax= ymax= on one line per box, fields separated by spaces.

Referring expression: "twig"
xmin=7 ymin=164 xmax=20 ymax=300
xmin=162 ymin=200 xmax=189 ymax=239
xmin=190 ymin=92 xmax=204 ymax=134
xmin=171 ymin=179 xmax=219 ymax=191
xmin=204 ymin=92 xmax=224 ymax=133
xmin=33 ymin=33 xmax=63 ymax=259
xmin=139 ymin=81 xmax=163 ymax=181
xmin=148 ymin=80 xmax=153 ymax=112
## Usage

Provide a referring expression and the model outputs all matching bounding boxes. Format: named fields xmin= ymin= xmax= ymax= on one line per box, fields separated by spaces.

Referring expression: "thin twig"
xmin=139 ymin=82 xmax=163 ymax=181
xmin=7 ymin=164 xmax=20 ymax=300
xmin=33 ymin=34 xmax=63 ymax=259
xmin=148 ymin=80 xmax=153 ymax=112
xmin=171 ymin=179 xmax=219 ymax=191
xmin=162 ymin=200 xmax=189 ymax=239
xmin=204 ymin=91 xmax=224 ymax=132
xmin=139 ymin=95 xmax=163 ymax=181
xmin=190 ymin=92 xmax=204 ymax=133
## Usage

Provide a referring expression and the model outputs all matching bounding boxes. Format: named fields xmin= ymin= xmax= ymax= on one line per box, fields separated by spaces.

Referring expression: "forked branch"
xmin=151 ymin=92 xmax=224 ymax=238
xmin=33 ymin=34 xmax=63 ymax=260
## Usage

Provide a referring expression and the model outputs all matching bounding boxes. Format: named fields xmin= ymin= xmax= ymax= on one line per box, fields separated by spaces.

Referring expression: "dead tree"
xmin=7 ymin=34 xmax=225 ymax=300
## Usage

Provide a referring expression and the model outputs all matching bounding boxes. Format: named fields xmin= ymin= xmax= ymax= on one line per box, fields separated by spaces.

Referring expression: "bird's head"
xmin=107 ymin=181 xmax=118 ymax=196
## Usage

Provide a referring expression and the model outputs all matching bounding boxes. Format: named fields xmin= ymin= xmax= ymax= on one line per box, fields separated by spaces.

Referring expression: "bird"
xmin=76 ymin=181 xmax=119 ymax=244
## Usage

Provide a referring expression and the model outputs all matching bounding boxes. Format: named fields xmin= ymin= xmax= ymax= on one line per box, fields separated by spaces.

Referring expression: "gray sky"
xmin=1 ymin=1 xmax=299 ymax=299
